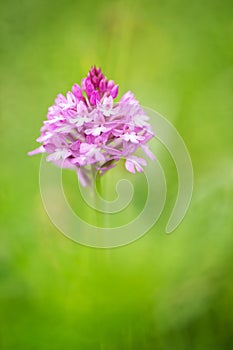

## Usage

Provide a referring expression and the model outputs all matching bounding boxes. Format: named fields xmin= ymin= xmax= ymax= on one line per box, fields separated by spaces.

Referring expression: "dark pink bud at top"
xmin=90 ymin=66 xmax=97 ymax=76
xmin=90 ymin=91 xmax=100 ymax=105
xmin=99 ymin=78 xmax=107 ymax=92
xmin=72 ymin=84 xmax=83 ymax=99
xmin=92 ymin=75 xmax=99 ymax=87
xmin=107 ymin=80 xmax=115 ymax=89
xmin=98 ymin=72 xmax=104 ymax=81
xmin=111 ymin=84 xmax=119 ymax=98
xmin=85 ymin=79 xmax=94 ymax=96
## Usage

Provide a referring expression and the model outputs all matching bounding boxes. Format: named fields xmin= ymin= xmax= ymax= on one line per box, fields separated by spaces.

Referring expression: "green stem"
xmin=92 ymin=166 xmax=103 ymax=230
xmin=92 ymin=167 xmax=111 ymax=250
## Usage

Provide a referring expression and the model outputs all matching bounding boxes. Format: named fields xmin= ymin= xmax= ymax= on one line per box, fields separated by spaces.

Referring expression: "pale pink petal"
xmin=125 ymin=159 xmax=135 ymax=174
xmin=28 ymin=146 xmax=45 ymax=156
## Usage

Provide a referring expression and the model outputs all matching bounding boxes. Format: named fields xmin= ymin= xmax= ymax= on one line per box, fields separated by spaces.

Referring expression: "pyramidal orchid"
xmin=28 ymin=66 xmax=155 ymax=186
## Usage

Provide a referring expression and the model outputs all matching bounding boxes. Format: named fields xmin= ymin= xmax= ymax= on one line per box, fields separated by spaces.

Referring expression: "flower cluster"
xmin=29 ymin=66 xmax=155 ymax=186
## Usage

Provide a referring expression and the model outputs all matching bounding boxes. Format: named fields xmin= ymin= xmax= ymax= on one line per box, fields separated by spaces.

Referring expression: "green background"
xmin=1 ymin=0 xmax=233 ymax=348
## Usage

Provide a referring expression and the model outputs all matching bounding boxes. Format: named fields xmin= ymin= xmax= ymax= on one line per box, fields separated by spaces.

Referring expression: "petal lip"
xmin=28 ymin=146 xmax=45 ymax=155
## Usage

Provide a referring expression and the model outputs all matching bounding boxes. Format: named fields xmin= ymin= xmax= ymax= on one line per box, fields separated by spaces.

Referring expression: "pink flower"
xmin=28 ymin=66 xmax=155 ymax=186
xmin=121 ymin=131 xmax=145 ymax=144
xmin=98 ymin=96 xmax=114 ymax=117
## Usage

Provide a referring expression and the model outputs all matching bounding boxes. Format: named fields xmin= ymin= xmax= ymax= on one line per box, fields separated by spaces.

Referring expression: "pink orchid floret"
xmin=29 ymin=66 xmax=155 ymax=186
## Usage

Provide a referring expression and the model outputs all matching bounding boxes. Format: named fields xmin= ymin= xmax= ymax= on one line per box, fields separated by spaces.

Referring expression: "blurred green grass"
xmin=1 ymin=0 xmax=233 ymax=349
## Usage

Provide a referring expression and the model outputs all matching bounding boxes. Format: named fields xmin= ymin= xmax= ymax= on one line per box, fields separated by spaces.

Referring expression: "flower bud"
xmin=111 ymin=84 xmax=119 ymax=98
xmin=90 ymin=91 xmax=100 ymax=105
xmin=85 ymin=79 xmax=94 ymax=96
xmin=107 ymin=80 xmax=115 ymax=89
xmin=99 ymin=78 xmax=107 ymax=92
xmin=72 ymin=84 xmax=83 ymax=99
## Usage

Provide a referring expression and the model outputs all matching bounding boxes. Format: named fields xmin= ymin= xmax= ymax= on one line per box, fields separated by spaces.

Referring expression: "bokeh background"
xmin=1 ymin=0 xmax=233 ymax=348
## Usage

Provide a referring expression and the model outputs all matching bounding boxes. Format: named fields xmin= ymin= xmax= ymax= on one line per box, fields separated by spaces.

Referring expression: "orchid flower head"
xmin=28 ymin=66 xmax=155 ymax=186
